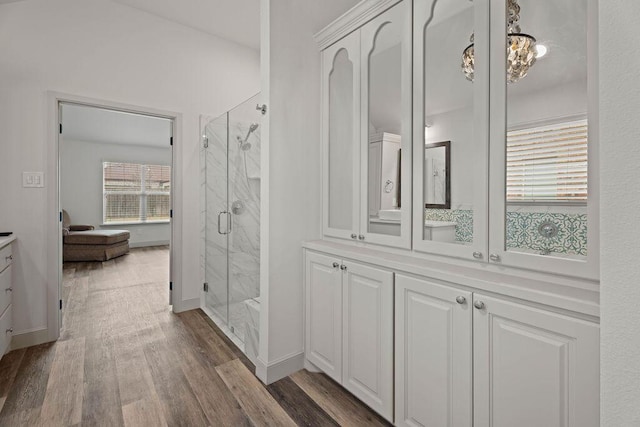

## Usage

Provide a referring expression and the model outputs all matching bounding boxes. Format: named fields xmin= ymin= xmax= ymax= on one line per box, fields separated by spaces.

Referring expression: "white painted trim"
xmin=129 ymin=240 xmax=170 ymax=249
xmin=304 ymin=240 xmax=599 ymax=318
xmin=314 ymin=0 xmax=402 ymax=51
xmin=255 ymin=351 xmax=305 ymax=385
xmin=10 ymin=328 xmax=50 ymax=351
xmin=173 ymin=299 xmax=201 ymax=315
xmin=47 ymin=91 xmax=183 ymax=345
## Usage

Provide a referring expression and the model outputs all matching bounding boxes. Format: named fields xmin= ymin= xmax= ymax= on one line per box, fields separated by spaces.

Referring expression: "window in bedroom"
xmin=506 ymin=119 xmax=588 ymax=203
xmin=103 ymin=162 xmax=171 ymax=224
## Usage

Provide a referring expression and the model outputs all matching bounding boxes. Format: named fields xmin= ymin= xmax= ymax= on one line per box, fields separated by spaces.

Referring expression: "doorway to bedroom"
xmin=58 ymin=102 xmax=174 ymax=330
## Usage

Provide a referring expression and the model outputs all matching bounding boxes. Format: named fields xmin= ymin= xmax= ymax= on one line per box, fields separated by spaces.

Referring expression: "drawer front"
xmin=0 ymin=266 xmax=11 ymax=315
xmin=0 ymin=304 xmax=12 ymax=356
xmin=0 ymin=244 xmax=13 ymax=273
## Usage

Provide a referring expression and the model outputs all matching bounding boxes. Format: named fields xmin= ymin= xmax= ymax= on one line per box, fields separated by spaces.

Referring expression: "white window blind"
xmin=506 ymin=119 xmax=588 ymax=202
xmin=103 ymin=162 xmax=171 ymax=223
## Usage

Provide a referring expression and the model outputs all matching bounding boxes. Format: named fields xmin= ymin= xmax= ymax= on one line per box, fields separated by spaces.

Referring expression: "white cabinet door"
xmin=395 ymin=275 xmax=473 ymax=427
xmin=0 ymin=304 xmax=11 ymax=356
xmin=473 ymin=294 xmax=599 ymax=427
xmin=342 ymin=260 xmax=394 ymax=422
xmin=322 ymin=30 xmax=361 ymax=241
xmin=359 ymin=0 xmax=413 ymax=249
xmin=305 ymin=251 xmax=343 ymax=382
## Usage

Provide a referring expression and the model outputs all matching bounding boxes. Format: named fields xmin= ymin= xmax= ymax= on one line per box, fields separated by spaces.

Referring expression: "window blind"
xmin=103 ymin=162 xmax=171 ymax=223
xmin=506 ymin=119 xmax=588 ymax=202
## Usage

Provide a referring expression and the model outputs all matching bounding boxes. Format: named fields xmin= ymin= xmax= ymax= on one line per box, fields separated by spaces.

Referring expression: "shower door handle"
xmin=227 ymin=212 xmax=233 ymax=234
xmin=218 ymin=211 xmax=229 ymax=235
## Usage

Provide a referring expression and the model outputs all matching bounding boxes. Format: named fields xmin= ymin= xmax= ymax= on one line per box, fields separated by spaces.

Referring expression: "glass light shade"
xmin=461 ymin=33 xmax=536 ymax=83
xmin=462 ymin=43 xmax=475 ymax=82
xmin=506 ymin=33 xmax=537 ymax=83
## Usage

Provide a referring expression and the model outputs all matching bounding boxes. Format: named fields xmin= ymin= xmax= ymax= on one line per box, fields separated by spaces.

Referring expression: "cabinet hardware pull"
xmin=351 ymin=233 xmax=357 ymax=239
xmin=456 ymin=296 xmax=466 ymax=304
xmin=473 ymin=300 xmax=485 ymax=310
xmin=489 ymin=254 xmax=501 ymax=262
xmin=472 ymin=251 xmax=483 ymax=259
xmin=5 ymin=328 xmax=12 ymax=334
xmin=5 ymin=255 xmax=12 ymax=261
xmin=332 ymin=262 xmax=340 ymax=269
xmin=358 ymin=235 xmax=365 ymax=240
xmin=5 ymin=287 xmax=12 ymax=292
xmin=340 ymin=264 xmax=347 ymax=271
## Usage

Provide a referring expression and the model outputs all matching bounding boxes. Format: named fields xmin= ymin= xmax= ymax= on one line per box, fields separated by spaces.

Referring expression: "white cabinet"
xmin=305 ymin=251 xmax=343 ymax=382
xmin=321 ymin=0 xmax=412 ymax=249
xmin=395 ymin=275 xmax=473 ymax=427
xmin=0 ymin=238 xmax=14 ymax=358
xmin=304 ymin=251 xmax=394 ymax=422
xmin=473 ymin=294 xmax=599 ymax=427
xmin=410 ymin=0 xmax=599 ymax=279
xmin=396 ymin=275 xmax=598 ymax=427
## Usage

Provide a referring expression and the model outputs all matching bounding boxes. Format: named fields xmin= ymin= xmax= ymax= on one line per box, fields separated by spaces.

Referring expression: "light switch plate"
xmin=23 ymin=172 xmax=44 ymax=188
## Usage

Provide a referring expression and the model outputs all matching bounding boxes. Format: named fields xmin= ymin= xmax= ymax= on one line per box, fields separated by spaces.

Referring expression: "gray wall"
xmin=61 ymin=139 xmax=171 ymax=247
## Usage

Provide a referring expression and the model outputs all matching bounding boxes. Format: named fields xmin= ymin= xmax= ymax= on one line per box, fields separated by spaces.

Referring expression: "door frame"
xmin=46 ymin=91 xmax=184 ymax=342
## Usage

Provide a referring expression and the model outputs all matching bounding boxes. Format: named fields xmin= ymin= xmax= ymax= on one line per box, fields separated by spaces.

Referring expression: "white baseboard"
xmin=10 ymin=328 xmax=51 ymax=351
xmin=129 ymin=240 xmax=170 ymax=248
xmin=255 ymin=351 xmax=305 ymax=385
xmin=173 ymin=297 xmax=200 ymax=313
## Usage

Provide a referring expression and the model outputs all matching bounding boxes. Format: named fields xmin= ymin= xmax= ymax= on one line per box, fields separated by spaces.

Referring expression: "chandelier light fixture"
xmin=462 ymin=0 xmax=537 ymax=83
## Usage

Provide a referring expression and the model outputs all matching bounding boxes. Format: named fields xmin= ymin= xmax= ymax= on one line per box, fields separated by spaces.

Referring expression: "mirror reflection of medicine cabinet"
xmin=318 ymin=0 xmax=598 ymax=279
xmin=321 ymin=0 xmax=412 ymax=249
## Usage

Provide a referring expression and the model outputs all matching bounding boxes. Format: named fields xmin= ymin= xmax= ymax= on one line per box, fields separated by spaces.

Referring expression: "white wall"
xmin=600 ymin=1 xmax=640 ymax=425
xmin=60 ymin=139 xmax=171 ymax=247
xmin=0 ymin=0 xmax=259 ymax=338
xmin=258 ymin=0 xmax=323 ymax=380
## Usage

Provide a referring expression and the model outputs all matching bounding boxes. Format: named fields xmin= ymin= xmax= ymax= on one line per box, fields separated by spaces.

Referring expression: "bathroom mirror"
xmin=328 ymin=48 xmax=355 ymax=231
xmin=367 ymin=19 xmax=403 ymax=237
xmin=421 ymin=0 xmax=478 ymax=246
xmin=504 ymin=0 xmax=589 ymax=260
xmin=424 ymin=141 xmax=450 ymax=209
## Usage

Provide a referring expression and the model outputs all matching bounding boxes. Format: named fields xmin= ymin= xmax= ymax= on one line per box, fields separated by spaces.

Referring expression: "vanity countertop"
xmin=0 ymin=235 xmax=16 ymax=249
xmin=369 ymin=217 xmax=457 ymax=228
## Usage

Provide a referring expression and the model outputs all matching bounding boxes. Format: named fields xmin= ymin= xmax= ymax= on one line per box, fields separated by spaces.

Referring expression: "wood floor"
xmin=0 ymin=246 xmax=390 ymax=426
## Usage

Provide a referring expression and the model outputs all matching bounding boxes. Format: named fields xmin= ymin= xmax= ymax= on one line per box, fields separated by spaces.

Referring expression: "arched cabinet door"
xmin=359 ymin=0 xmax=412 ymax=249
xmin=412 ymin=0 xmax=490 ymax=262
xmin=322 ymin=31 xmax=361 ymax=241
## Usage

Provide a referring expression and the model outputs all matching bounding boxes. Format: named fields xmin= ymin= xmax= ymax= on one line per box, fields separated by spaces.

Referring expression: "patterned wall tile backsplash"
xmin=424 ymin=209 xmax=474 ymax=243
xmin=424 ymin=209 xmax=587 ymax=256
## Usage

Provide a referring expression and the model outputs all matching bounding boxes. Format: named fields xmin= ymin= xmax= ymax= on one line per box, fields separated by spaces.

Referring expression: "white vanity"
xmin=306 ymin=0 xmax=599 ymax=426
xmin=0 ymin=235 xmax=15 ymax=358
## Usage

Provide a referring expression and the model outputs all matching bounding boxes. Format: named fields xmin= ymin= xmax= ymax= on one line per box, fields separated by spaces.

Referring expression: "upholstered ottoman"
xmin=63 ymin=229 xmax=130 ymax=262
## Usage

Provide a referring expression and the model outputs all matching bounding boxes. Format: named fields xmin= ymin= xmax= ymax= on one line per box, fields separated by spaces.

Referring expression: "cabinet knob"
xmin=5 ymin=328 xmax=12 ymax=334
xmin=5 ymin=255 xmax=12 ymax=261
xmin=456 ymin=296 xmax=466 ymax=305
xmin=473 ymin=300 xmax=485 ymax=310
xmin=5 ymin=287 xmax=12 ymax=292
xmin=340 ymin=264 xmax=347 ymax=271
xmin=489 ymin=253 xmax=501 ymax=262
xmin=332 ymin=262 xmax=340 ymax=269
xmin=472 ymin=251 xmax=483 ymax=260
xmin=358 ymin=235 xmax=365 ymax=241
xmin=351 ymin=233 xmax=357 ymax=240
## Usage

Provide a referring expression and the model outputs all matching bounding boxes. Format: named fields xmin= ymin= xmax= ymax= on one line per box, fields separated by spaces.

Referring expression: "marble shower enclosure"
xmin=201 ymin=93 xmax=261 ymax=343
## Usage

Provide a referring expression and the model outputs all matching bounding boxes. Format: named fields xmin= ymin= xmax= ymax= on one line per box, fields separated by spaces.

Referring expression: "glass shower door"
xmin=227 ymin=94 xmax=261 ymax=342
xmin=204 ymin=114 xmax=229 ymax=324
xmin=203 ymin=93 xmax=261 ymax=345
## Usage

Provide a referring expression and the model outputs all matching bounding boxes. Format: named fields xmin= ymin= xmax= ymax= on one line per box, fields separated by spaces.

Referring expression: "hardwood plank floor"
xmin=0 ymin=246 xmax=390 ymax=426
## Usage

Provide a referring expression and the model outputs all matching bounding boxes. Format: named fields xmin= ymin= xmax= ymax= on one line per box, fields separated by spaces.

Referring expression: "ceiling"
xmin=0 ymin=0 xmax=358 ymax=51
xmin=61 ymin=104 xmax=172 ymax=148
xmin=111 ymin=0 xmax=261 ymax=50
